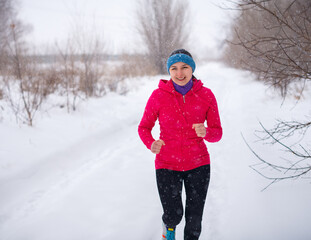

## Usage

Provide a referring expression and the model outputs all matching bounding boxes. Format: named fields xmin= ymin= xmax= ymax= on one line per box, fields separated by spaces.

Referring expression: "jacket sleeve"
xmin=138 ymin=91 xmax=159 ymax=149
xmin=204 ymin=90 xmax=222 ymax=143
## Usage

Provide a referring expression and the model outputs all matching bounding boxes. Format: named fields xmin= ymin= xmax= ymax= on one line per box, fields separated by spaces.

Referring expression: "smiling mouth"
xmin=176 ymin=77 xmax=185 ymax=80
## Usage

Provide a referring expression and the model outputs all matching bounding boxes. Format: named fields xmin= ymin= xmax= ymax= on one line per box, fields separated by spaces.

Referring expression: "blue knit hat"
xmin=167 ymin=49 xmax=196 ymax=73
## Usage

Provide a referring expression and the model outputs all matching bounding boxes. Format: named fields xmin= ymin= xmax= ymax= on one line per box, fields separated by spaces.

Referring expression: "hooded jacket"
xmin=138 ymin=78 xmax=222 ymax=171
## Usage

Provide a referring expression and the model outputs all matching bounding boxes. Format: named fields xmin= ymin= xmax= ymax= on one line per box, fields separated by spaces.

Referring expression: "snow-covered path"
xmin=1 ymin=62 xmax=311 ymax=240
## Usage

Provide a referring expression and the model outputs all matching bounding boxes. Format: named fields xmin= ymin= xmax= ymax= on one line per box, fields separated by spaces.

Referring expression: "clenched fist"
xmin=192 ymin=123 xmax=206 ymax=138
xmin=151 ymin=139 xmax=165 ymax=154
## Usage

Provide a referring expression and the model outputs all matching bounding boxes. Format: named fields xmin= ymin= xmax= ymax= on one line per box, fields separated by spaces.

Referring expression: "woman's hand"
xmin=192 ymin=123 xmax=206 ymax=138
xmin=151 ymin=139 xmax=165 ymax=154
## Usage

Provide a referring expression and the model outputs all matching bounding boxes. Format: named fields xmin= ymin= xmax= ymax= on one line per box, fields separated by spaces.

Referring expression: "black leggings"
xmin=156 ymin=165 xmax=210 ymax=240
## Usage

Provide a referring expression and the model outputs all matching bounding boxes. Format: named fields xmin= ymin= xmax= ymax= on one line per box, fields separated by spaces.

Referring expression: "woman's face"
xmin=169 ymin=62 xmax=193 ymax=86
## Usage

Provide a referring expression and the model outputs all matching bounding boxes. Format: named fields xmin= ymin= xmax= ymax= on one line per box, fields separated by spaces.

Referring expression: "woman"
xmin=138 ymin=49 xmax=222 ymax=240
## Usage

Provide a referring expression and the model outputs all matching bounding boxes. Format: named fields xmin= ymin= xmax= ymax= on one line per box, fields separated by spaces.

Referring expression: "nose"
xmin=176 ymin=68 xmax=183 ymax=76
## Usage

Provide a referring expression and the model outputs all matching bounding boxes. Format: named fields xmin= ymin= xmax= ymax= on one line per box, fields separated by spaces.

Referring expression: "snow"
xmin=1 ymin=62 xmax=311 ymax=240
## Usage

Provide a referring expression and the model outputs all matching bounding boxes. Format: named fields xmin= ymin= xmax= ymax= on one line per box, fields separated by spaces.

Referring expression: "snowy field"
xmin=0 ymin=62 xmax=311 ymax=240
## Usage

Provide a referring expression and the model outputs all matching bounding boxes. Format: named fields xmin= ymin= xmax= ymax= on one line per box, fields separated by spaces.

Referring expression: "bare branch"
xmin=224 ymin=0 xmax=311 ymax=97
xmin=242 ymin=118 xmax=311 ymax=190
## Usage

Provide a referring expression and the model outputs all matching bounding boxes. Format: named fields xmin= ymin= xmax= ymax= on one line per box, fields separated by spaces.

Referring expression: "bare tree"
xmin=0 ymin=0 xmax=16 ymax=72
xmin=55 ymin=40 xmax=81 ymax=112
xmin=225 ymin=0 xmax=311 ymax=188
xmin=225 ymin=0 xmax=311 ymax=97
xmin=0 ymin=0 xmax=14 ymax=117
xmin=0 ymin=0 xmax=50 ymax=126
xmin=68 ymin=13 xmax=106 ymax=98
xmin=3 ymin=23 xmax=47 ymax=126
xmin=136 ymin=0 xmax=190 ymax=74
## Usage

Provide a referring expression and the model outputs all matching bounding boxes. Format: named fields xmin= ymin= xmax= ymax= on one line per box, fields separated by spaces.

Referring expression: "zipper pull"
xmin=183 ymin=95 xmax=185 ymax=103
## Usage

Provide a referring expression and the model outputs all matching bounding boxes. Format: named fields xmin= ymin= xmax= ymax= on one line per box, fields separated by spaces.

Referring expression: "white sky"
xmin=18 ymin=0 xmax=234 ymax=57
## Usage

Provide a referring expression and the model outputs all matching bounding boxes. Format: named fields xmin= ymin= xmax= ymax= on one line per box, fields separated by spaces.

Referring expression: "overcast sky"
xmin=18 ymin=0 xmax=234 ymax=57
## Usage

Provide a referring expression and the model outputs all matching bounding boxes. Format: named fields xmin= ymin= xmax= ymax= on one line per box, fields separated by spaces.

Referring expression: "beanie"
xmin=166 ymin=49 xmax=196 ymax=73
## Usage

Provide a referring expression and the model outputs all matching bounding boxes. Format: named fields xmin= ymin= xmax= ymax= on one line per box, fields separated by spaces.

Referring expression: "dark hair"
xmin=169 ymin=49 xmax=193 ymax=58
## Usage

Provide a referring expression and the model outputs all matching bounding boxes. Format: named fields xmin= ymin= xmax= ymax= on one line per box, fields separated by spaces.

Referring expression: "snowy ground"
xmin=0 ymin=62 xmax=311 ymax=240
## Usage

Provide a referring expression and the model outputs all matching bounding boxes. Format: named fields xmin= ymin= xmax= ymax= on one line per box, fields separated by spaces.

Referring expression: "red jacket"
xmin=138 ymin=78 xmax=222 ymax=171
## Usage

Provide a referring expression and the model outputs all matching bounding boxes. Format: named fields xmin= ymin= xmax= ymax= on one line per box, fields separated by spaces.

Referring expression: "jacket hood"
xmin=158 ymin=78 xmax=203 ymax=93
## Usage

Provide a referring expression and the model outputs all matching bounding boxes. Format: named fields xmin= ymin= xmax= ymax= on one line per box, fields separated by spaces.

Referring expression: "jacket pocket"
xmin=187 ymin=138 xmax=208 ymax=158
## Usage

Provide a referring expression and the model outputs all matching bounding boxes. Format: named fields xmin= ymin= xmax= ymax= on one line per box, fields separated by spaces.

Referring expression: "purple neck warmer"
xmin=173 ymin=79 xmax=193 ymax=95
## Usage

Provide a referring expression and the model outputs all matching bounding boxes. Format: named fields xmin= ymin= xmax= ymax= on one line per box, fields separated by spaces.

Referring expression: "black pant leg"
xmin=184 ymin=165 xmax=210 ymax=240
xmin=156 ymin=169 xmax=184 ymax=228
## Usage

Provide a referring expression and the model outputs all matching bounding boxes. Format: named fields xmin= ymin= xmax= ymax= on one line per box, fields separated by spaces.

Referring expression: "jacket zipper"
xmin=172 ymin=90 xmax=188 ymax=123
xmin=183 ymin=95 xmax=185 ymax=103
